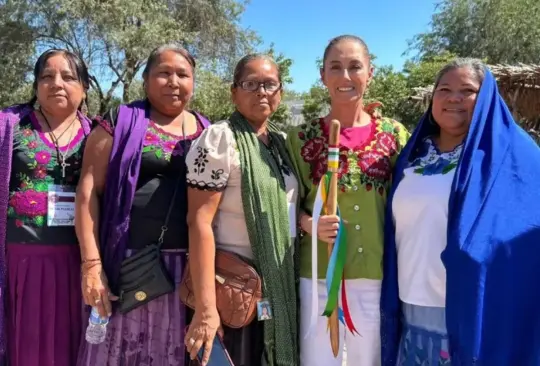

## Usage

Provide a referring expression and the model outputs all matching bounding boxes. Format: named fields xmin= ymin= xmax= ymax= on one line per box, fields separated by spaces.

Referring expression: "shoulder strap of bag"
xmin=156 ymin=117 xmax=190 ymax=248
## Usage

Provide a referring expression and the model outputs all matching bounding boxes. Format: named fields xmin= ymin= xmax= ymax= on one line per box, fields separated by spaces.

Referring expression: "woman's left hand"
xmin=185 ymin=307 xmax=221 ymax=365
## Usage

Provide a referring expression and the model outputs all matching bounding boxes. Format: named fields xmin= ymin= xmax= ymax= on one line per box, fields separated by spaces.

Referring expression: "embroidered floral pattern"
xmin=142 ymin=121 xmax=197 ymax=161
xmin=298 ymin=118 xmax=401 ymax=195
xmin=8 ymin=119 xmax=85 ymax=227
xmin=411 ymin=138 xmax=462 ymax=176
xmin=193 ymin=146 xmax=210 ymax=174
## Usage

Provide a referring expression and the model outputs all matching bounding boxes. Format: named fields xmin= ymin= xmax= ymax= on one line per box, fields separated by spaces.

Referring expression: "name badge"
xmin=257 ymin=299 xmax=273 ymax=321
xmin=47 ymin=184 xmax=76 ymax=227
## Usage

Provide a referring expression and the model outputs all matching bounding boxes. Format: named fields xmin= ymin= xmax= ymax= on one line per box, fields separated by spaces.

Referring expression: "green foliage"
xmin=365 ymin=66 xmax=408 ymax=117
xmin=190 ymin=69 xmax=234 ymax=122
xmin=0 ymin=2 xmax=34 ymax=108
xmin=301 ymin=81 xmax=329 ymax=123
xmin=403 ymin=51 xmax=458 ymax=88
xmin=3 ymin=0 xmax=259 ymax=114
xmin=408 ymin=0 xmax=540 ymax=64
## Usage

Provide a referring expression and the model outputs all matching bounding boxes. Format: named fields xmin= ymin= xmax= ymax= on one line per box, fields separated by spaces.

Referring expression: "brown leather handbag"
xmin=179 ymin=250 xmax=263 ymax=329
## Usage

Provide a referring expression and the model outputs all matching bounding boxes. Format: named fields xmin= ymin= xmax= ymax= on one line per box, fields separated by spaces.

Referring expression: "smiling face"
xmin=432 ymin=67 xmax=481 ymax=137
xmin=231 ymin=57 xmax=282 ymax=125
xmin=144 ymin=50 xmax=194 ymax=117
xmin=321 ymin=39 xmax=373 ymax=105
xmin=35 ymin=54 xmax=86 ymax=114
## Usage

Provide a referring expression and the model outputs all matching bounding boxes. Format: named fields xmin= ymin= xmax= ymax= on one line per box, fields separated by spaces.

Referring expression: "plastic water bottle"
xmin=85 ymin=307 xmax=109 ymax=344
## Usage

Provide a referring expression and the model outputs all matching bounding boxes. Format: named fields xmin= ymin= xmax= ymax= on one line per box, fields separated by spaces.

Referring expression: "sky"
xmin=240 ymin=0 xmax=438 ymax=93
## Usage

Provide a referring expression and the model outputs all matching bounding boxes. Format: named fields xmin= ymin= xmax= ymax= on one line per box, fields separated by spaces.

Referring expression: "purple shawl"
xmin=0 ymin=104 xmax=91 ymax=364
xmin=99 ymin=100 xmax=210 ymax=289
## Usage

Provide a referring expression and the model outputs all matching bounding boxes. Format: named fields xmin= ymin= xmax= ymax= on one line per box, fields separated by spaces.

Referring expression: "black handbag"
xmin=117 ymin=120 xmax=190 ymax=314
xmin=116 ymin=177 xmax=180 ymax=314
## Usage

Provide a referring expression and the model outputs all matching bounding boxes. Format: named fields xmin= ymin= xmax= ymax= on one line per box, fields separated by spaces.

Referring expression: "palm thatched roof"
xmin=411 ymin=63 xmax=540 ymax=140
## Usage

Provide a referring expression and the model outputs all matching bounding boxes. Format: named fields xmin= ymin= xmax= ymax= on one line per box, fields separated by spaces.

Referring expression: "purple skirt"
xmin=77 ymin=250 xmax=187 ymax=366
xmin=6 ymin=243 xmax=83 ymax=366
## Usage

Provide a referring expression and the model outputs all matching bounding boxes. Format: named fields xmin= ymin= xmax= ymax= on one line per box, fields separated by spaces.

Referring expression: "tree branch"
xmin=105 ymin=41 xmax=125 ymax=81
xmin=88 ymin=74 xmax=104 ymax=100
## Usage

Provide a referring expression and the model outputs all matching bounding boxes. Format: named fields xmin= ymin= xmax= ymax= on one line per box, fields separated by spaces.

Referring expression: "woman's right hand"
xmin=81 ymin=263 xmax=117 ymax=317
xmin=185 ymin=307 xmax=221 ymax=366
xmin=317 ymin=215 xmax=341 ymax=244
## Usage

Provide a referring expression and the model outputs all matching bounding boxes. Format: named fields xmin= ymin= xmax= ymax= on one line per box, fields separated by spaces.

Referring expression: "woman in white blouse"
xmin=183 ymin=54 xmax=299 ymax=366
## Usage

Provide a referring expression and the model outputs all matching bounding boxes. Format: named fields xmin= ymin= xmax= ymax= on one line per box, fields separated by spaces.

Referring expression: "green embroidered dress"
xmin=286 ymin=116 xmax=410 ymax=280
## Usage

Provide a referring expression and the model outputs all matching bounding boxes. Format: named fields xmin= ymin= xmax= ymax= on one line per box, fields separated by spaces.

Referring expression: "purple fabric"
xmin=0 ymin=104 xmax=90 ymax=364
xmin=77 ymin=251 xmax=187 ymax=366
xmin=6 ymin=243 xmax=83 ymax=366
xmin=99 ymin=100 xmax=210 ymax=288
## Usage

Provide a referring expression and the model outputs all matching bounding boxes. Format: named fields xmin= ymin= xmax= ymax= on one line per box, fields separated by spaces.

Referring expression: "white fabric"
xmin=306 ymin=181 xmax=325 ymax=338
xmin=186 ymin=122 xmax=298 ymax=259
xmin=392 ymin=160 xmax=456 ymax=307
xmin=299 ymin=278 xmax=381 ymax=366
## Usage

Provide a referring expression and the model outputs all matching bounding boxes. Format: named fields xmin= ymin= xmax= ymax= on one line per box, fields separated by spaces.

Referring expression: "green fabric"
xmin=285 ymin=117 xmax=411 ymax=280
xmin=228 ymin=111 xmax=298 ymax=366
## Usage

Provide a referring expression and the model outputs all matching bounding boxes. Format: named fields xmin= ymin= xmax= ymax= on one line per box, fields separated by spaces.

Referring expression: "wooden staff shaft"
xmin=326 ymin=119 xmax=341 ymax=357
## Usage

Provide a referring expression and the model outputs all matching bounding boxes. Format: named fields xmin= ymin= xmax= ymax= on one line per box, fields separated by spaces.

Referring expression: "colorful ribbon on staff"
xmin=306 ymin=145 xmax=359 ymax=339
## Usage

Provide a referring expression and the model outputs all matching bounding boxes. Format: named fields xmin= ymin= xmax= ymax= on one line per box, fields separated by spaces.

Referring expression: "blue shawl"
xmin=381 ymin=69 xmax=540 ymax=365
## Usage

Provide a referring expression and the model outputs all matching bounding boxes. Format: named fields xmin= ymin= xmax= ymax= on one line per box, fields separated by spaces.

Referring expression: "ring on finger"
xmin=188 ymin=337 xmax=195 ymax=346
xmin=94 ymin=298 xmax=101 ymax=305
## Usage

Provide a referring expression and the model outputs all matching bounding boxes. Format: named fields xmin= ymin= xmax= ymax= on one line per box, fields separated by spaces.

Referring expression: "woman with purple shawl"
xmin=75 ymin=44 xmax=210 ymax=366
xmin=0 ymin=49 xmax=92 ymax=366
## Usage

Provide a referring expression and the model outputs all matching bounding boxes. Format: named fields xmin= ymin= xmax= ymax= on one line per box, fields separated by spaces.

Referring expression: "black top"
xmin=7 ymin=113 xmax=88 ymax=245
xmin=100 ymin=108 xmax=203 ymax=250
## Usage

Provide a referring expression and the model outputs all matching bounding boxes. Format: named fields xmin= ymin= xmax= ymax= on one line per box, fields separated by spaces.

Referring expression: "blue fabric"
xmin=397 ymin=303 xmax=449 ymax=366
xmin=381 ymin=69 xmax=540 ymax=366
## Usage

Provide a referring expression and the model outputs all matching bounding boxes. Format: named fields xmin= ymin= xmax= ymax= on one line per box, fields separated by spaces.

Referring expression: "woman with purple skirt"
xmin=75 ymin=44 xmax=210 ymax=366
xmin=0 ymin=49 xmax=92 ymax=366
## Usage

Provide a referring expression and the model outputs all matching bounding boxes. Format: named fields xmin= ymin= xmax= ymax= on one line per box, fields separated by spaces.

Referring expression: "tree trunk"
xmin=123 ymin=52 xmax=137 ymax=103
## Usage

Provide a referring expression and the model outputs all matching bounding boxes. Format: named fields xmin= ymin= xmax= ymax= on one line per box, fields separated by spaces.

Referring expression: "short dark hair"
xmin=322 ymin=34 xmax=370 ymax=68
xmin=143 ymin=43 xmax=196 ymax=78
xmin=232 ymin=53 xmax=281 ymax=86
xmin=29 ymin=49 xmax=90 ymax=108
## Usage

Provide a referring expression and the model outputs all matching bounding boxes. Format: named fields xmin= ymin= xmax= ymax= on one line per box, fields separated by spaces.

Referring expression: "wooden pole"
xmin=326 ymin=119 xmax=341 ymax=357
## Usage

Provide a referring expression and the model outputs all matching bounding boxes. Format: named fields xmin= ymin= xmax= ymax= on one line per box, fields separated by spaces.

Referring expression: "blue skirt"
xmin=397 ymin=303 xmax=451 ymax=365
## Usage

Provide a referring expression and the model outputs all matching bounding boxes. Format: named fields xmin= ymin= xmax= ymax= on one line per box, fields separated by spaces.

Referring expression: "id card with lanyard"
xmin=117 ymin=119 xmax=190 ymax=313
xmin=41 ymin=109 xmax=87 ymax=227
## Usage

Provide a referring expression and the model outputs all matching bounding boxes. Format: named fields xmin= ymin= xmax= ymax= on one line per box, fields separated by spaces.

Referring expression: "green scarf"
xmin=229 ymin=111 xmax=299 ymax=366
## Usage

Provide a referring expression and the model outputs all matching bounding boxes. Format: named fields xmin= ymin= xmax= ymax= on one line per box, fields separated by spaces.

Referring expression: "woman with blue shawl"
xmin=381 ymin=58 xmax=540 ymax=365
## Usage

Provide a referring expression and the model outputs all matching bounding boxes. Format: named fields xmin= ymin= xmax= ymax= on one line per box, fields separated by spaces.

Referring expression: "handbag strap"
xmin=156 ymin=116 xmax=191 ymax=248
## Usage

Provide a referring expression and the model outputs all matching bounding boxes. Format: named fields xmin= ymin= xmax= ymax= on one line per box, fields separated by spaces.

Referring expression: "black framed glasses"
xmin=237 ymin=80 xmax=282 ymax=92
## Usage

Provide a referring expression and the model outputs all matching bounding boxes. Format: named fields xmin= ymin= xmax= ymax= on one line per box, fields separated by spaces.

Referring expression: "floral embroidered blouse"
xmin=286 ymin=117 xmax=410 ymax=279
xmin=98 ymin=109 xmax=204 ymax=250
xmin=7 ymin=112 xmax=88 ymax=245
xmin=185 ymin=121 xmax=299 ymax=260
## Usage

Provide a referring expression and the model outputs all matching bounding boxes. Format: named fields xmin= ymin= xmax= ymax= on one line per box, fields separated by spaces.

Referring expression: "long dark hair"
xmin=28 ymin=49 xmax=90 ymax=110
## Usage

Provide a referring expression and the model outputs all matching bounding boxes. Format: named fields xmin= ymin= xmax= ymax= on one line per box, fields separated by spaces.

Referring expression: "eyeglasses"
xmin=236 ymin=80 xmax=282 ymax=92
